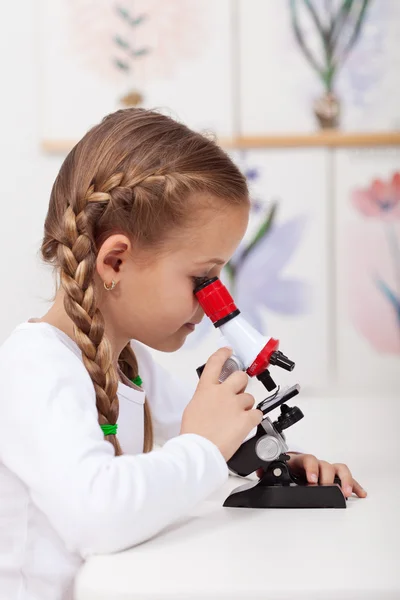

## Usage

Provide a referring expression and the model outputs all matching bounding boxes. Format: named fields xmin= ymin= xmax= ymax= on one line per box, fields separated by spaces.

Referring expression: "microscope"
xmin=194 ymin=277 xmax=346 ymax=509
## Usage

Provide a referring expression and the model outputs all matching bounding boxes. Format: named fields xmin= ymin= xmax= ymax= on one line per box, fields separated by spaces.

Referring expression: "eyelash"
xmin=192 ymin=276 xmax=209 ymax=288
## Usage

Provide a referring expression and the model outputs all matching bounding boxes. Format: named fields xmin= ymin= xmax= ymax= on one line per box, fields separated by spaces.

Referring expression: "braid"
xmin=118 ymin=344 xmax=154 ymax=453
xmin=58 ymin=171 xmax=159 ymax=455
xmin=58 ymin=176 xmax=125 ymax=455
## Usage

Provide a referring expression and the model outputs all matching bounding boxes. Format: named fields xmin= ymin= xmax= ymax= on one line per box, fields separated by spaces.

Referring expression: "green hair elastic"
xmin=100 ymin=424 xmax=118 ymax=436
xmin=131 ymin=375 xmax=143 ymax=387
xmin=100 ymin=375 xmax=142 ymax=436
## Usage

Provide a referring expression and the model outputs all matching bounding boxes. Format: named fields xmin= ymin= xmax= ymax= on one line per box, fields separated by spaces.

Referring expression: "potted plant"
xmin=289 ymin=0 xmax=371 ymax=129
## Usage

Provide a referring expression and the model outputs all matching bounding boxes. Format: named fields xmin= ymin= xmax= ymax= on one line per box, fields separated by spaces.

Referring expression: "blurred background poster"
xmin=39 ymin=0 xmax=235 ymax=142
xmin=1 ymin=0 xmax=399 ymax=401
xmin=39 ymin=0 xmax=400 ymax=140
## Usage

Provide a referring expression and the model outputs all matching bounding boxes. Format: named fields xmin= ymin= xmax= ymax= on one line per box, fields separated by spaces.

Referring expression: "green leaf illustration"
xmin=114 ymin=58 xmax=130 ymax=71
xmin=116 ymin=6 xmax=129 ymax=21
xmin=114 ymin=35 xmax=129 ymax=50
xmin=240 ymin=201 xmax=278 ymax=265
xmin=132 ymin=47 xmax=150 ymax=57
xmin=130 ymin=15 xmax=146 ymax=27
xmin=288 ymin=0 xmax=371 ymax=93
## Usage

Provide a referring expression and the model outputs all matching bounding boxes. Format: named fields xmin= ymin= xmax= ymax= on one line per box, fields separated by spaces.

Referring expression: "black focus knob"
xmin=270 ymin=350 xmax=295 ymax=371
xmin=273 ymin=404 xmax=304 ymax=432
xmin=256 ymin=369 xmax=276 ymax=391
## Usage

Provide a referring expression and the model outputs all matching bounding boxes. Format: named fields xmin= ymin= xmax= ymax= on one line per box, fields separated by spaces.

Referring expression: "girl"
xmin=0 ymin=108 xmax=366 ymax=600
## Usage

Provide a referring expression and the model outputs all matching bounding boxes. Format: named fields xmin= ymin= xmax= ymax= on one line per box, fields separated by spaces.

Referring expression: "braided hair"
xmin=41 ymin=108 xmax=248 ymax=455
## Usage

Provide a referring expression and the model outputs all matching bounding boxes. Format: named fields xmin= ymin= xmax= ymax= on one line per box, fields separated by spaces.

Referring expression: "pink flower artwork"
xmin=67 ymin=0 xmax=208 ymax=85
xmin=348 ymin=172 xmax=400 ymax=354
xmin=346 ymin=224 xmax=400 ymax=354
xmin=352 ymin=172 xmax=400 ymax=220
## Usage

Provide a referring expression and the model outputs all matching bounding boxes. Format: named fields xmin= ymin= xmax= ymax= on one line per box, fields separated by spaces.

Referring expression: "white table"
xmin=75 ymin=395 xmax=400 ymax=600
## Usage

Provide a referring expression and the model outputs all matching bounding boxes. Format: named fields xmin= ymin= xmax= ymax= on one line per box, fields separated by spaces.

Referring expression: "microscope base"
xmin=224 ymin=459 xmax=346 ymax=508
xmin=223 ymin=479 xmax=346 ymax=508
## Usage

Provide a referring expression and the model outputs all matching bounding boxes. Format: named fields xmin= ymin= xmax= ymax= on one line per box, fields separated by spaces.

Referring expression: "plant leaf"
xmin=375 ymin=277 xmax=400 ymax=323
xmin=330 ymin=0 xmax=354 ymax=43
xmin=132 ymin=47 xmax=150 ymax=57
xmin=332 ymin=0 xmax=371 ymax=67
xmin=114 ymin=35 xmax=129 ymax=50
xmin=114 ymin=59 xmax=130 ymax=71
xmin=116 ymin=6 xmax=130 ymax=21
xmin=289 ymin=0 xmax=325 ymax=78
xmin=303 ymin=0 xmax=326 ymax=37
xmin=130 ymin=15 xmax=147 ymax=27
xmin=339 ymin=0 xmax=371 ymax=64
xmin=240 ymin=201 xmax=278 ymax=265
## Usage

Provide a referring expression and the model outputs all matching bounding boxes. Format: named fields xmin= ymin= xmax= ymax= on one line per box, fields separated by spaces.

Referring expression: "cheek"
xmin=135 ymin=278 xmax=192 ymax=322
xmin=167 ymin=280 xmax=198 ymax=320
xmin=119 ymin=273 xmax=198 ymax=330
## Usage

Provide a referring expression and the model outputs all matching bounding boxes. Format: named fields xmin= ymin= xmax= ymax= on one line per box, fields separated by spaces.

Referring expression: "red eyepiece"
xmin=194 ymin=277 xmax=239 ymax=327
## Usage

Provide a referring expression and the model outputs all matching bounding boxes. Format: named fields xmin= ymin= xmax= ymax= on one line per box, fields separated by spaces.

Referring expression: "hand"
xmin=180 ymin=347 xmax=263 ymax=462
xmin=257 ymin=453 xmax=367 ymax=499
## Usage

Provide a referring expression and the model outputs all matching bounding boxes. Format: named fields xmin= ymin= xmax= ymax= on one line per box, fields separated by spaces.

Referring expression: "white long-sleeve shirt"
xmin=0 ymin=322 xmax=229 ymax=600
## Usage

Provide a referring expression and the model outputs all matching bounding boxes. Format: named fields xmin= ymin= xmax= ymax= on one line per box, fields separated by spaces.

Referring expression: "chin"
xmin=155 ymin=339 xmax=186 ymax=353
xmin=148 ymin=329 xmax=189 ymax=353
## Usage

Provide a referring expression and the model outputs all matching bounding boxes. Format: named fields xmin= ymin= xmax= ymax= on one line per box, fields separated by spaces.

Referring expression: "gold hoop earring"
xmin=104 ymin=280 xmax=116 ymax=291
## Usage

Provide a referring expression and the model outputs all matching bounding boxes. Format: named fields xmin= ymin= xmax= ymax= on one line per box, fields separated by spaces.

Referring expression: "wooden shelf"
xmin=220 ymin=131 xmax=400 ymax=149
xmin=41 ymin=131 xmax=400 ymax=154
xmin=41 ymin=140 xmax=78 ymax=154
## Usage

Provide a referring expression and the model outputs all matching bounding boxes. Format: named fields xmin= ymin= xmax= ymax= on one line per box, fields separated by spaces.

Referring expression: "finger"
xmin=224 ymin=370 xmax=249 ymax=394
xmin=248 ymin=408 xmax=263 ymax=428
xmin=199 ymin=347 xmax=232 ymax=386
xmin=318 ymin=461 xmax=336 ymax=485
xmin=351 ymin=478 xmax=367 ymax=498
xmin=237 ymin=392 xmax=256 ymax=411
xmin=301 ymin=454 xmax=320 ymax=484
xmin=334 ymin=463 xmax=354 ymax=497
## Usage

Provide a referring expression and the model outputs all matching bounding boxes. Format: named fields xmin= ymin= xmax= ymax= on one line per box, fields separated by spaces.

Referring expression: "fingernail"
xmin=345 ymin=485 xmax=353 ymax=496
xmin=310 ymin=473 xmax=318 ymax=483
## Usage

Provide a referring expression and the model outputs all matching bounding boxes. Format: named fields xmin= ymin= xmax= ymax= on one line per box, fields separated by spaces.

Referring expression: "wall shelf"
xmin=41 ymin=131 xmax=400 ymax=154
xmin=220 ymin=131 xmax=400 ymax=149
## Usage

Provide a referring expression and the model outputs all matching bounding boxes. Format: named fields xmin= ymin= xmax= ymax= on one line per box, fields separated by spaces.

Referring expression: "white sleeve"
xmin=0 ymin=336 xmax=228 ymax=557
xmin=130 ymin=340 xmax=197 ymax=445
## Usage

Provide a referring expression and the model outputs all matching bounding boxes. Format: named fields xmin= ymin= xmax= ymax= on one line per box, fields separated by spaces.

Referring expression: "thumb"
xmin=198 ymin=347 xmax=233 ymax=386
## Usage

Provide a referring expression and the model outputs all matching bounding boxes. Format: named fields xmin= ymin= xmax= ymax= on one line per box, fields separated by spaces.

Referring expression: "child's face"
xmin=98 ymin=200 xmax=249 ymax=353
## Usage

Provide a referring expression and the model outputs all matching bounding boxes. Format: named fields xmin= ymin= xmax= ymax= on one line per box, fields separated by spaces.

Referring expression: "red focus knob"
xmin=247 ymin=338 xmax=279 ymax=377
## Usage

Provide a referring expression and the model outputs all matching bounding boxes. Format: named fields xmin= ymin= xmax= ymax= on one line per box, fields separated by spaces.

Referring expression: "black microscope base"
xmin=223 ymin=479 xmax=347 ymax=509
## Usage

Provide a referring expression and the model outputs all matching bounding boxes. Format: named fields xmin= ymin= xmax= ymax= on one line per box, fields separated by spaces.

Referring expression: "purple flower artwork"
xmin=185 ymin=165 xmax=311 ymax=347
xmin=347 ymin=172 xmax=400 ymax=353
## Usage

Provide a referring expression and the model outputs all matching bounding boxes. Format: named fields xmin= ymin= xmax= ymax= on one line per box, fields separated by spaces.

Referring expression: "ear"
xmin=96 ymin=234 xmax=132 ymax=284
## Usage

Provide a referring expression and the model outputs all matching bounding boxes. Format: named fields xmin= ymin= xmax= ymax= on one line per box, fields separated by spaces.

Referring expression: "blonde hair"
xmin=41 ymin=108 xmax=249 ymax=455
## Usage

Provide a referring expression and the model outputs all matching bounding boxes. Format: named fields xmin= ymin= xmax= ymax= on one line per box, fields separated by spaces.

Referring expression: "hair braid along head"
xmin=58 ymin=175 xmax=124 ymax=454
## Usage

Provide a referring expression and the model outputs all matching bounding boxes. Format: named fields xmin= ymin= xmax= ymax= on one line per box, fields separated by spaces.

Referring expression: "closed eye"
xmin=192 ymin=276 xmax=209 ymax=288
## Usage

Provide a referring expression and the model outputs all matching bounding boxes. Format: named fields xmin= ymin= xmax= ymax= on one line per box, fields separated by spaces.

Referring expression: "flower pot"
xmin=119 ymin=89 xmax=144 ymax=107
xmin=313 ymin=91 xmax=340 ymax=129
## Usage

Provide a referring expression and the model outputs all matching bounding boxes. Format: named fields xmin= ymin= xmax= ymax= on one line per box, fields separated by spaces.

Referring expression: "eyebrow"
xmin=194 ymin=258 xmax=225 ymax=265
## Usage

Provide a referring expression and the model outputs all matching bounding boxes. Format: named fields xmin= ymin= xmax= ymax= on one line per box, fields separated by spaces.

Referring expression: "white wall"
xmin=1 ymin=1 xmax=399 ymax=402
xmin=0 ymin=0 xmax=64 ymax=337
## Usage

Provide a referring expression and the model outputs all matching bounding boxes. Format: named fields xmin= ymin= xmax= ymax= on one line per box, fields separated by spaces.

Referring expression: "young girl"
xmin=0 ymin=108 xmax=366 ymax=600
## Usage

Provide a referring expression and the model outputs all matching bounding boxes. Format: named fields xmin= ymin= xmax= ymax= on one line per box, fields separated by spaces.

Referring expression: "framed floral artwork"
xmin=38 ymin=0 xmax=234 ymax=145
xmin=336 ymin=149 xmax=400 ymax=394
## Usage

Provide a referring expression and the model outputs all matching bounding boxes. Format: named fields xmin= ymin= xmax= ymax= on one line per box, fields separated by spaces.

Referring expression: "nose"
xmin=193 ymin=306 xmax=205 ymax=324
